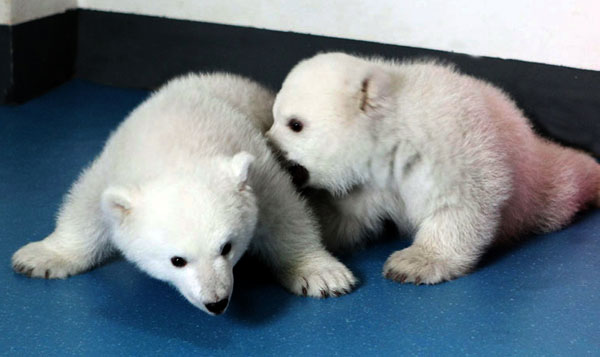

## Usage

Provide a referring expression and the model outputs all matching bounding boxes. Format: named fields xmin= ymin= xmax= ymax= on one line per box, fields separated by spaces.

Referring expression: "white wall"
xmin=78 ymin=0 xmax=600 ymax=71
xmin=0 ymin=0 xmax=10 ymax=24
xmin=3 ymin=0 xmax=600 ymax=71
xmin=0 ymin=0 xmax=76 ymax=25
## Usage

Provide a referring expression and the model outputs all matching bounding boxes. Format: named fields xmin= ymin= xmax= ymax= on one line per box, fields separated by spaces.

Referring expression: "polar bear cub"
xmin=267 ymin=52 xmax=600 ymax=285
xmin=12 ymin=73 xmax=356 ymax=315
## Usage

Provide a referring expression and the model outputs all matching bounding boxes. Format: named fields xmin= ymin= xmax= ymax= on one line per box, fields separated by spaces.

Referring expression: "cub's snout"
xmin=286 ymin=163 xmax=310 ymax=188
xmin=205 ymin=298 xmax=229 ymax=315
xmin=265 ymin=133 xmax=310 ymax=189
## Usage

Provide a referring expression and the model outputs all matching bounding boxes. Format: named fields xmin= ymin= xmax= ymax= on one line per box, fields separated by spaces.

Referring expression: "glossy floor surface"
xmin=1 ymin=81 xmax=599 ymax=356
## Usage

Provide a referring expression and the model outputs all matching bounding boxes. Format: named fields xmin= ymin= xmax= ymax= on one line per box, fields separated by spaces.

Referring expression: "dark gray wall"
xmin=0 ymin=11 xmax=77 ymax=104
xmin=0 ymin=25 xmax=11 ymax=104
xmin=1 ymin=10 xmax=598 ymax=155
xmin=75 ymin=11 xmax=600 ymax=155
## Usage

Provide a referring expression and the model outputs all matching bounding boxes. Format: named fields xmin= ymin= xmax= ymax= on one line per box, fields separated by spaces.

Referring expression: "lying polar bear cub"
xmin=267 ymin=52 xmax=600 ymax=285
xmin=12 ymin=73 xmax=356 ymax=315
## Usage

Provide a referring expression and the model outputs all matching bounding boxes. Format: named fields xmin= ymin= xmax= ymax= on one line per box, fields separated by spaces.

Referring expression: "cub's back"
xmin=101 ymin=73 xmax=276 ymax=182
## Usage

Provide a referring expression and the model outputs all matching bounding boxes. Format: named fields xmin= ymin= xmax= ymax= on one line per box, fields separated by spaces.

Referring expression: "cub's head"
xmin=101 ymin=152 xmax=258 ymax=315
xmin=267 ymin=52 xmax=394 ymax=196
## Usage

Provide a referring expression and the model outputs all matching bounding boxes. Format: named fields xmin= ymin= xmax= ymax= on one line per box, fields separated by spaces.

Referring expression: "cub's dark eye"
xmin=221 ymin=242 xmax=232 ymax=256
xmin=287 ymin=118 xmax=303 ymax=133
xmin=171 ymin=256 xmax=187 ymax=267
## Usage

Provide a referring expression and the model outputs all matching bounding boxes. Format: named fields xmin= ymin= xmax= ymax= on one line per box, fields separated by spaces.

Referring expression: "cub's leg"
xmin=12 ymin=162 xmax=113 ymax=278
xmin=383 ymin=205 xmax=498 ymax=284
xmin=252 ymin=173 xmax=358 ymax=297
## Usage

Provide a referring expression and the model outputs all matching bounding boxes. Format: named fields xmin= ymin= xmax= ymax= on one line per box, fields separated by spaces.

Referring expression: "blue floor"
xmin=1 ymin=80 xmax=599 ymax=356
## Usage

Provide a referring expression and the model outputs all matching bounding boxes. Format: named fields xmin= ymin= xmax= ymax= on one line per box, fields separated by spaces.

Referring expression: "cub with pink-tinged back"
xmin=267 ymin=52 xmax=600 ymax=285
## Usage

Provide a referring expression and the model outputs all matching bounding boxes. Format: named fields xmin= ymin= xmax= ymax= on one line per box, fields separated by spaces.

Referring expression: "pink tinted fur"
xmin=481 ymin=81 xmax=600 ymax=239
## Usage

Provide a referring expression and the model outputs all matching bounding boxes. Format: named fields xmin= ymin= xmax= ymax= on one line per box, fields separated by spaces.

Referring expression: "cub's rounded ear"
xmin=101 ymin=186 xmax=136 ymax=223
xmin=230 ymin=151 xmax=255 ymax=190
xmin=359 ymin=66 xmax=393 ymax=118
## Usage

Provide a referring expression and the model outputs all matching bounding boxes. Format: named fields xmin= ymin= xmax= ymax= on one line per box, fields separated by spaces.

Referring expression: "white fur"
xmin=12 ymin=72 xmax=357 ymax=315
xmin=268 ymin=52 xmax=600 ymax=285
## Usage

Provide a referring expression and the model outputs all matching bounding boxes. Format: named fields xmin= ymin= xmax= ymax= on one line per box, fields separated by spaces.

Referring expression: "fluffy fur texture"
xmin=12 ymin=73 xmax=356 ymax=315
xmin=267 ymin=52 xmax=600 ymax=285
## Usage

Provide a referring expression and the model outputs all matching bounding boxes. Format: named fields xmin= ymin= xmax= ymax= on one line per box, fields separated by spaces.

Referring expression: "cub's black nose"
xmin=287 ymin=163 xmax=310 ymax=188
xmin=205 ymin=298 xmax=229 ymax=315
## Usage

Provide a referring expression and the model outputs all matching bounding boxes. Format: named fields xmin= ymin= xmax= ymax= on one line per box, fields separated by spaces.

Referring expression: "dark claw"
xmin=44 ymin=270 xmax=50 ymax=279
xmin=415 ymin=277 xmax=422 ymax=285
xmin=320 ymin=290 xmax=329 ymax=298
xmin=333 ymin=290 xmax=342 ymax=297
xmin=24 ymin=268 xmax=34 ymax=277
xmin=399 ymin=274 xmax=407 ymax=283
xmin=302 ymin=277 xmax=309 ymax=296
xmin=385 ymin=271 xmax=393 ymax=279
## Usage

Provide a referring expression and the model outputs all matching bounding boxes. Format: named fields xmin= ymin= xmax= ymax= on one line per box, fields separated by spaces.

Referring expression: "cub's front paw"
xmin=383 ymin=245 xmax=469 ymax=285
xmin=12 ymin=241 xmax=81 ymax=279
xmin=283 ymin=255 xmax=358 ymax=298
